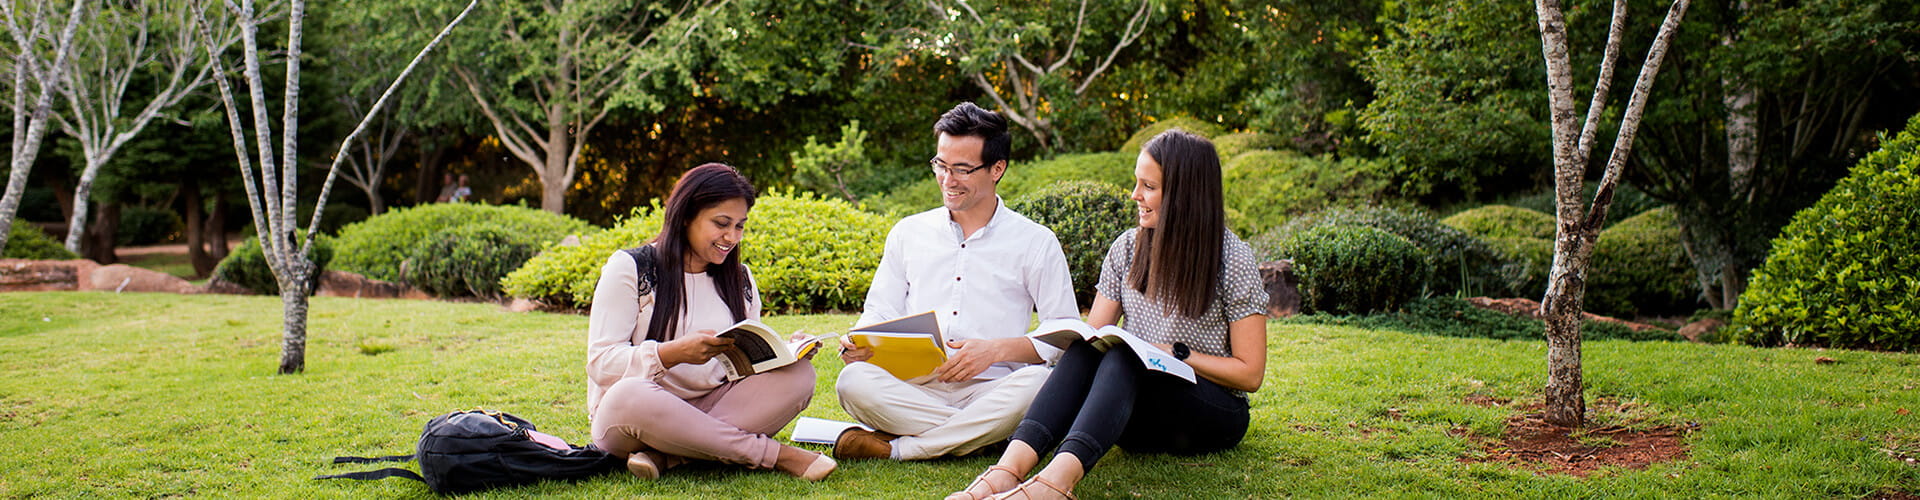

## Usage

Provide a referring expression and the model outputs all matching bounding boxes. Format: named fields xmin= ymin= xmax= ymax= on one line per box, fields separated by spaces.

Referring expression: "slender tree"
xmin=192 ymin=0 xmax=476 ymax=373
xmin=1533 ymin=0 xmax=1691 ymax=426
xmin=0 ymin=0 xmax=85 ymax=255
xmin=436 ymin=0 xmax=724 ymax=214
xmin=53 ymin=0 xmax=235 ymax=254
xmin=895 ymin=0 xmax=1153 ymax=151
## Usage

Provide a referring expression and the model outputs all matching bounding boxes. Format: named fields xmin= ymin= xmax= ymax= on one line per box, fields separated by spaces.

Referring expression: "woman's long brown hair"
xmin=1128 ymin=129 xmax=1225 ymax=318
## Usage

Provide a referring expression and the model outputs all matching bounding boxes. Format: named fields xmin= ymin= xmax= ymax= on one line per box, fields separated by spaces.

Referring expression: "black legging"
xmin=1011 ymin=340 xmax=1249 ymax=469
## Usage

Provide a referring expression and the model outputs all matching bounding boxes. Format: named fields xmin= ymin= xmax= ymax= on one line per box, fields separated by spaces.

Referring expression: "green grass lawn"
xmin=1 ymin=292 xmax=1915 ymax=498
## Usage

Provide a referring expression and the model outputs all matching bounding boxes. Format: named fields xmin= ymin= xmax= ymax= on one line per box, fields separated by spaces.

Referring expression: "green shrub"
xmin=504 ymin=204 xmax=665 ymax=307
xmin=506 ymin=192 xmax=891 ymax=313
xmin=1120 ymin=117 xmax=1227 ymax=154
xmin=1732 ymin=116 xmax=1920 ymax=351
xmin=1010 ymin=181 xmax=1136 ymax=309
xmin=212 ymin=233 xmax=334 ymax=295
xmin=1272 ymin=224 xmax=1427 ymax=314
xmin=999 ymin=152 xmax=1136 ymax=201
xmin=1282 ymin=296 xmax=1684 ymax=342
xmin=1588 ymin=207 xmax=1697 ymax=318
xmin=1212 ymin=132 xmax=1286 ymax=161
xmin=1223 ymin=151 xmax=1394 ymax=237
xmin=4 ymin=221 xmax=78 ymax=260
xmin=1260 ymin=206 xmax=1511 ymax=298
xmin=332 ymin=203 xmax=596 ymax=282
xmin=294 ymin=202 xmax=372 ymax=237
xmin=743 ymin=192 xmax=892 ymax=313
xmin=1441 ymin=204 xmax=1555 ymax=239
xmin=116 ymin=206 xmax=182 ymax=246
xmin=1504 ymin=183 xmax=1662 ymax=229
xmin=861 ymin=178 xmax=940 ymax=218
xmin=1485 ymin=236 xmax=1552 ymax=299
xmin=403 ymin=226 xmax=537 ymax=299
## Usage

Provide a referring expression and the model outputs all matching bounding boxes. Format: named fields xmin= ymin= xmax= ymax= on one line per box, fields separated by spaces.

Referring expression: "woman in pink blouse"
xmin=586 ymin=163 xmax=834 ymax=481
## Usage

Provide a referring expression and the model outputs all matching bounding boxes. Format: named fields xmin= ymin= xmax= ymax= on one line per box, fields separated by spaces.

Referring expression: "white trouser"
xmin=834 ymin=362 xmax=1051 ymax=460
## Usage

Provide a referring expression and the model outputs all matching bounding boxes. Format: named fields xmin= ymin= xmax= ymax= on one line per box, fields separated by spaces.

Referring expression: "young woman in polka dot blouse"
xmin=947 ymin=129 xmax=1271 ymax=500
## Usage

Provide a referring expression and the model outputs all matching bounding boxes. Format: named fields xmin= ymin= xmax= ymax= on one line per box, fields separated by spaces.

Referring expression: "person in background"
xmin=945 ymin=129 xmax=1269 ymax=500
xmin=434 ymin=173 xmax=457 ymax=203
xmin=833 ymin=102 xmax=1079 ymax=462
xmin=587 ymin=163 xmax=835 ymax=482
xmin=450 ymin=175 xmax=472 ymax=203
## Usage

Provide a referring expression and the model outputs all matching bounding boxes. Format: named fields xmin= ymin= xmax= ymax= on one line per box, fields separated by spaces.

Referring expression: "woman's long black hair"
xmin=646 ymin=163 xmax=758 ymax=342
xmin=1128 ymin=129 xmax=1226 ymax=318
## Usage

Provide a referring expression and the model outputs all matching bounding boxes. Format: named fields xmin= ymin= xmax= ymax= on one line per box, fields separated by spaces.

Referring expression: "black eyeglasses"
xmin=930 ymin=157 xmax=994 ymax=179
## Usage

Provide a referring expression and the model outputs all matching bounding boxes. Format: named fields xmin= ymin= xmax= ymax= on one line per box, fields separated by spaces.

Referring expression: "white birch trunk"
xmin=0 ymin=0 xmax=86 ymax=255
xmin=1534 ymin=0 xmax=1692 ymax=427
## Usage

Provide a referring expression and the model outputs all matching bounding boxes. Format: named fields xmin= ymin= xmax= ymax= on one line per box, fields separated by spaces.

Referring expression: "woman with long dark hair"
xmin=586 ymin=163 xmax=834 ymax=481
xmin=947 ymin=130 xmax=1270 ymax=499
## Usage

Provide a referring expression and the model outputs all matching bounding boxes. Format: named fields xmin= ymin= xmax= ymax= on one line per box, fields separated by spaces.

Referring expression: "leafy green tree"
xmin=790 ymin=120 xmax=873 ymax=203
xmin=0 ymin=0 xmax=84 ymax=256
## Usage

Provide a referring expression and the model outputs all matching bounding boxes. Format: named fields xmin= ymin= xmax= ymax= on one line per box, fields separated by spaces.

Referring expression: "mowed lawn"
xmin=1 ymin=292 xmax=1916 ymax=498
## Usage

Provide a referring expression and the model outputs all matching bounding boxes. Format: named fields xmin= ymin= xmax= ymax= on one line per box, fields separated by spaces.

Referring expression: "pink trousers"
xmin=590 ymin=362 xmax=815 ymax=469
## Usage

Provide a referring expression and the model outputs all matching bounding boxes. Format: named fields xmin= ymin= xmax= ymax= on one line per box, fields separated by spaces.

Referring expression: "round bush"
xmin=1504 ymin=183 xmax=1662 ymax=229
xmin=213 ymin=233 xmax=334 ymax=295
xmin=1224 ymin=151 xmax=1393 ymax=237
xmin=1441 ymin=204 xmax=1555 ymax=239
xmin=1010 ymin=181 xmax=1136 ymax=309
xmin=1733 ymin=115 xmax=1920 ymax=351
xmin=1119 ymin=117 xmax=1227 ymax=154
xmin=1272 ymin=224 xmax=1427 ymax=314
xmin=506 ymin=192 xmax=891 ymax=313
xmin=333 ymin=203 xmax=597 ymax=282
xmin=116 ymin=206 xmax=183 ymax=246
xmin=404 ymin=226 xmax=537 ymax=299
xmin=1212 ymin=132 xmax=1286 ymax=161
xmin=1587 ymin=206 xmax=1697 ymax=318
xmin=5 ymin=221 xmax=78 ymax=260
xmin=1260 ymin=206 xmax=1511 ymax=298
xmin=1484 ymin=236 xmax=1552 ymax=299
xmin=861 ymin=177 xmax=940 ymax=218
xmin=998 ymin=152 xmax=1135 ymax=201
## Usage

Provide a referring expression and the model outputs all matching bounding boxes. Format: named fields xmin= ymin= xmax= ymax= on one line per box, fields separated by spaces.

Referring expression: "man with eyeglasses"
xmin=832 ymin=102 xmax=1079 ymax=461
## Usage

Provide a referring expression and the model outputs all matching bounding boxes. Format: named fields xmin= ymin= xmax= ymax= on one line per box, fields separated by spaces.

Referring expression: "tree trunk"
xmin=1541 ymin=231 xmax=1596 ymax=426
xmin=207 ymin=190 xmax=229 ymax=261
xmin=183 ymin=179 xmax=218 ymax=277
xmin=277 ymin=274 xmax=310 ymax=374
xmin=63 ymin=157 xmax=106 ymax=252
xmin=86 ymin=202 xmax=121 ymax=264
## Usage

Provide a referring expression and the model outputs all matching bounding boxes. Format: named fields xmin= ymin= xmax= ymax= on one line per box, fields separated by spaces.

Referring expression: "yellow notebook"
xmin=848 ymin=311 xmax=946 ymax=380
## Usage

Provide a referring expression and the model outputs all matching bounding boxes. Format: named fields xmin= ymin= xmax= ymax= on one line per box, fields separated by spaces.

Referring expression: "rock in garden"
xmin=83 ymin=264 xmax=197 ymax=294
xmin=0 ymin=259 xmax=97 ymax=292
xmin=1676 ymin=318 xmax=1726 ymax=342
xmin=316 ymin=270 xmax=432 ymax=299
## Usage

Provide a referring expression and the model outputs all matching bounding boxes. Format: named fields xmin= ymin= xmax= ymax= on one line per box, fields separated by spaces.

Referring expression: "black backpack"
xmin=316 ymin=409 xmax=623 ymax=494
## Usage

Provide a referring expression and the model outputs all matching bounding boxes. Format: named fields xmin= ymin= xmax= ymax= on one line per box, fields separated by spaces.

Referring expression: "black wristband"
xmin=1171 ymin=342 xmax=1190 ymax=360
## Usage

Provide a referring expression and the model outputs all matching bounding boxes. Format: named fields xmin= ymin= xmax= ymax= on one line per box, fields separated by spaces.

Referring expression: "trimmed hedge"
xmin=1441 ymin=204 xmax=1555 ymax=239
xmin=505 ymin=192 xmax=891 ymax=313
xmin=1733 ymin=115 xmax=1920 ymax=351
xmin=1271 ymin=224 xmax=1427 ymax=314
xmin=1261 ymin=206 xmax=1511 ymax=298
xmin=1120 ymin=117 xmax=1227 ymax=154
xmin=212 ymin=234 xmax=334 ymax=295
xmin=1212 ymin=132 xmax=1286 ymax=161
xmin=4 ymin=222 xmax=78 ymax=260
xmin=1010 ymin=181 xmax=1136 ymax=309
xmin=332 ymin=203 xmax=596 ymax=283
xmin=404 ymin=226 xmax=537 ymax=299
xmin=1223 ymin=151 xmax=1393 ymax=238
xmin=1504 ymin=183 xmax=1662 ymax=229
xmin=1588 ymin=206 xmax=1697 ymax=318
xmin=1484 ymin=235 xmax=1552 ymax=299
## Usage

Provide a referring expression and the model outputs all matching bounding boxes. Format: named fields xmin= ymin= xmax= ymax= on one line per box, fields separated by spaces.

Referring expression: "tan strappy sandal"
xmin=945 ymin=465 xmax=1023 ymax=500
xmin=988 ymin=475 xmax=1076 ymax=500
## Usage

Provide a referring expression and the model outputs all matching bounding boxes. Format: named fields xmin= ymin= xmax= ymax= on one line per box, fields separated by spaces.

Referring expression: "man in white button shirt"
xmin=833 ymin=102 xmax=1079 ymax=461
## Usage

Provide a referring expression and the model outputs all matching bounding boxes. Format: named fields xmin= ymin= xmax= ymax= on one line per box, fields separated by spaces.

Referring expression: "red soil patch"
xmin=1461 ymin=400 xmax=1692 ymax=477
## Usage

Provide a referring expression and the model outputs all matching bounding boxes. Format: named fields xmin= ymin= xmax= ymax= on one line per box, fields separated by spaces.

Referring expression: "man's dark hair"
xmin=933 ymin=102 xmax=1011 ymax=168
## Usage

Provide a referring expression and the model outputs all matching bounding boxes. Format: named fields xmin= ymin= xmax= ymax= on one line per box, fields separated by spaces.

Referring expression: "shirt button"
xmin=952 ymin=311 xmax=959 ymax=316
xmin=961 ymin=244 xmax=966 ymax=248
xmin=955 ymin=276 xmax=962 ymax=281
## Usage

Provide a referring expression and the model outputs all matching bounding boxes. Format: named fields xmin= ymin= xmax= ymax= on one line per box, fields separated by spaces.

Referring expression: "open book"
xmin=1027 ymin=319 xmax=1195 ymax=383
xmin=716 ymin=319 xmax=833 ymax=382
xmin=788 ymin=416 xmax=872 ymax=445
xmin=848 ymin=310 xmax=946 ymax=380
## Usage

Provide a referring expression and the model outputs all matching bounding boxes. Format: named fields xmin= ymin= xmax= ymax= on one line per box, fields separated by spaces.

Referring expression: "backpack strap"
xmin=331 ymin=454 xmax=414 ymax=464
xmin=623 ymin=246 xmax=657 ymax=297
xmin=314 ymin=467 xmax=426 ymax=483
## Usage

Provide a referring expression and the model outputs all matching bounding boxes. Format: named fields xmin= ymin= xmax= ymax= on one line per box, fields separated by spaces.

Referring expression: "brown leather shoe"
xmin=831 ymin=428 xmax=900 ymax=460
